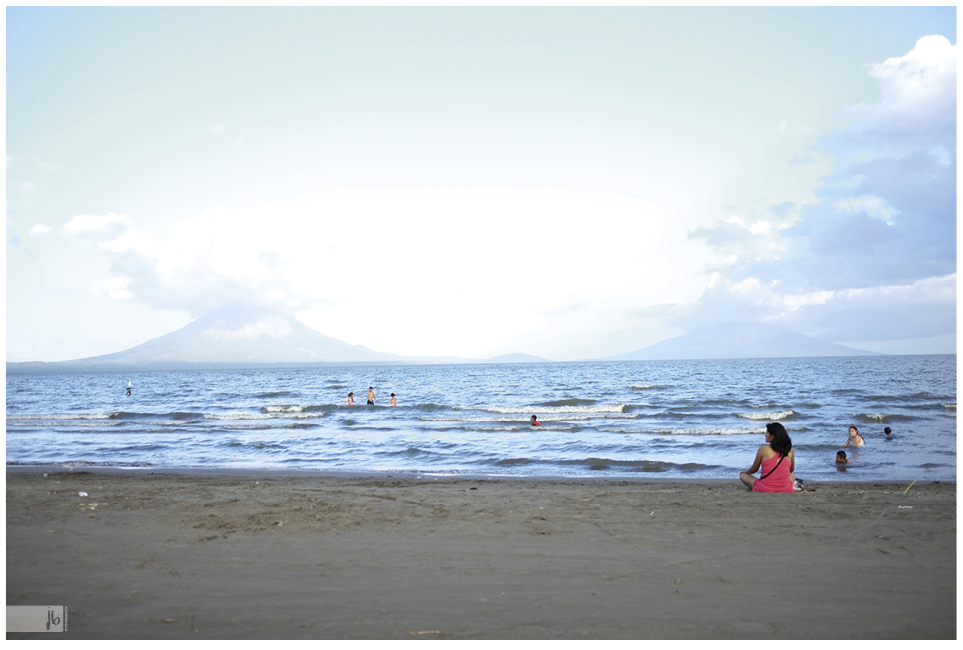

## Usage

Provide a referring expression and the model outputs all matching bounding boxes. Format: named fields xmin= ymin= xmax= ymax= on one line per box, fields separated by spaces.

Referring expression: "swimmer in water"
xmin=836 ymin=450 xmax=850 ymax=464
xmin=884 ymin=426 xmax=894 ymax=439
xmin=531 ymin=415 xmax=541 ymax=427
xmin=367 ymin=387 xmax=375 ymax=405
xmin=841 ymin=425 xmax=864 ymax=447
xmin=126 ymin=380 xmax=132 ymax=396
xmin=390 ymin=393 xmax=397 ymax=407
xmin=343 ymin=392 xmax=355 ymax=406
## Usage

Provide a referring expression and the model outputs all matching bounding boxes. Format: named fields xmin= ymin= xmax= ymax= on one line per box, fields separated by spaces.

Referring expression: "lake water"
xmin=5 ymin=355 xmax=956 ymax=482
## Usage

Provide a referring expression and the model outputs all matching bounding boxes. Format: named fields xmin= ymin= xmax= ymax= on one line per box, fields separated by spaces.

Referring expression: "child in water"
xmin=836 ymin=450 xmax=850 ymax=464
xmin=531 ymin=415 xmax=541 ymax=427
xmin=884 ymin=426 xmax=894 ymax=439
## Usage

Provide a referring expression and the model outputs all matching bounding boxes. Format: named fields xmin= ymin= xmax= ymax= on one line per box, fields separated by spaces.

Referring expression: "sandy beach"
xmin=6 ymin=468 xmax=956 ymax=639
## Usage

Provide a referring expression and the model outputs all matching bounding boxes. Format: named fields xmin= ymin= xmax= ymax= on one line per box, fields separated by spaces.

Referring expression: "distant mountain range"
xmin=7 ymin=306 xmax=883 ymax=372
xmin=6 ymin=304 xmax=553 ymax=372
xmin=604 ymin=322 xmax=879 ymax=360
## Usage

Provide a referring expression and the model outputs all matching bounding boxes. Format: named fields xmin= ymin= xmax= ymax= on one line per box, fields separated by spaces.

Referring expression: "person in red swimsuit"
xmin=739 ymin=422 xmax=795 ymax=493
xmin=530 ymin=415 xmax=541 ymax=427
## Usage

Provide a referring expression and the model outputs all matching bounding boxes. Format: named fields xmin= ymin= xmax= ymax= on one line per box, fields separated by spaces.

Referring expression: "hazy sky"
xmin=6 ymin=6 xmax=957 ymax=362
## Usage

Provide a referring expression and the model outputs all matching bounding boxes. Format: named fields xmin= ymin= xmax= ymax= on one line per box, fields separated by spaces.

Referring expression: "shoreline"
xmin=7 ymin=471 xmax=956 ymax=639
xmin=5 ymin=464 xmax=949 ymax=486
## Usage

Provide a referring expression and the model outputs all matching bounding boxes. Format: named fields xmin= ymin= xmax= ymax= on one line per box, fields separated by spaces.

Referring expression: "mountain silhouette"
xmin=605 ymin=322 xmax=880 ymax=361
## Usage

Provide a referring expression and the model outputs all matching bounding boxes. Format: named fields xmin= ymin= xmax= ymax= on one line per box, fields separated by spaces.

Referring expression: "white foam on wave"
xmin=735 ymin=410 xmax=795 ymax=421
xmin=262 ymin=405 xmax=304 ymax=413
xmin=205 ymin=413 xmax=272 ymax=420
xmin=643 ymin=427 xmax=761 ymax=436
xmin=13 ymin=413 xmax=112 ymax=420
xmin=6 ymin=419 xmax=122 ymax=427
xmin=942 ymin=403 xmax=956 ymax=410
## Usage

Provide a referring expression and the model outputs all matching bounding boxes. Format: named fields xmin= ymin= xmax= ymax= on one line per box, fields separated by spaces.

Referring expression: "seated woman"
xmin=740 ymin=422 xmax=795 ymax=493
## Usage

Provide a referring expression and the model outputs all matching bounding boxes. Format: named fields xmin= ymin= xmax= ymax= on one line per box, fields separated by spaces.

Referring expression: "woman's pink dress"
xmin=752 ymin=453 xmax=793 ymax=493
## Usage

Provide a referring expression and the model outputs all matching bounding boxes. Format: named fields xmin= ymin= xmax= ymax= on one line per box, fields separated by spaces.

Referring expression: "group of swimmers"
xmin=835 ymin=425 xmax=894 ymax=464
xmin=741 ymin=422 xmax=898 ymax=492
xmin=343 ymin=388 xmax=397 ymax=407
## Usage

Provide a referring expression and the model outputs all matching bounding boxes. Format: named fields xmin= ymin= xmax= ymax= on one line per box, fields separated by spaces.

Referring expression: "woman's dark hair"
xmin=766 ymin=422 xmax=792 ymax=456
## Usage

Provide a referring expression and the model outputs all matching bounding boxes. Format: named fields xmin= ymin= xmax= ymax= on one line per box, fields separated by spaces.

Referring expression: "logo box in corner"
xmin=6 ymin=606 xmax=67 ymax=633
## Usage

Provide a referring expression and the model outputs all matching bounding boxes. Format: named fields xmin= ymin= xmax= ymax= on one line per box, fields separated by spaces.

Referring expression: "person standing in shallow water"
xmin=740 ymin=422 xmax=795 ymax=492
xmin=343 ymin=392 xmax=355 ymax=406
xmin=390 ymin=393 xmax=397 ymax=407
xmin=367 ymin=387 xmax=375 ymax=405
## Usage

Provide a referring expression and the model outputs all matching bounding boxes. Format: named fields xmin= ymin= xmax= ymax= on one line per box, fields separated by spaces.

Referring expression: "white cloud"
xmin=209 ymin=124 xmax=226 ymax=136
xmin=929 ymin=145 xmax=951 ymax=166
xmin=832 ymin=194 xmax=899 ymax=225
xmin=62 ymin=212 xmax=129 ymax=236
xmin=92 ymin=276 xmax=134 ymax=301
xmin=869 ymin=34 xmax=956 ymax=122
xmin=90 ymin=184 xmax=680 ymax=356
xmin=685 ymin=33 xmax=956 ymax=351
xmin=99 ymin=230 xmax=157 ymax=255
xmin=29 ymin=224 xmax=52 ymax=237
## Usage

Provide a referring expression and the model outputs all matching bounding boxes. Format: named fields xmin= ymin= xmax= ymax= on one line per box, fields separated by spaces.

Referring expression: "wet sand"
xmin=6 ymin=468 xmax=956 ymax=639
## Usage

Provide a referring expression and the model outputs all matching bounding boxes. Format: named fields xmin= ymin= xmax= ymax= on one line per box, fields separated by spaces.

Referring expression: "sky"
xmin=5 ymin=5 xmax=958 ymax=362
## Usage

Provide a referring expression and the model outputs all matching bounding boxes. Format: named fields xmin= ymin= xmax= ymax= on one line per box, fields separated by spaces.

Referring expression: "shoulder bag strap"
xmin=759 ymin=454 xmax=784 ymax=481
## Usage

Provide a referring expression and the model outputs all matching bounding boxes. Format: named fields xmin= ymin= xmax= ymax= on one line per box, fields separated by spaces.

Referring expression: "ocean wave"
xmin=117 ymin=443 xmax=168 ymax=452
xmin=6 ymin=460 xmax=156 ymax=468
xmin=942 ymin=403 xmax=956 ymax=410
xmin=416 ymin=412 xmax=639 ymax=424
xmin=856 ymin=413 xmax=915 ymax=423
xmin=538 ymin=398 xmax=597 ymax=407
xmin=555 ymin=457 xmax=723 ymax=472
xmin=5 ymin=419 xmax=124 ymax=427
xmin=471 ymin=424 xmax=584 ymax=433
xmin=495 ymin=457 xmax=536 ymax=466
xmin=108 ymin=411 xmax=205 ymax=420
xmin=629 ymin=427 xmax=761 ymax=436
xmin=464 ymin=404 xmax=628 ymax=414
xmin=11 ymin=413 xmax=114 ymax=420
xmin=388 ymin=447 xmax=439 ymax=458
xmin=411 ymin=403 xmax=446 ymax=412
xmin=222 ymin=440 xmax=287 ymax=449
xmin=630 ymin=384 xmax=672 ymax=390
xmin=260 ymin=404 xmax=305 ymax=413
xmin=648 ymin=411 xmax=729 ymax=420
xmin=205 ymin=413 xmax=272 ymax=420
xmin=256 ymin=391 xmax=292 ymax=398
xmin=735 ymin=410 xmax=796 ymax=421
